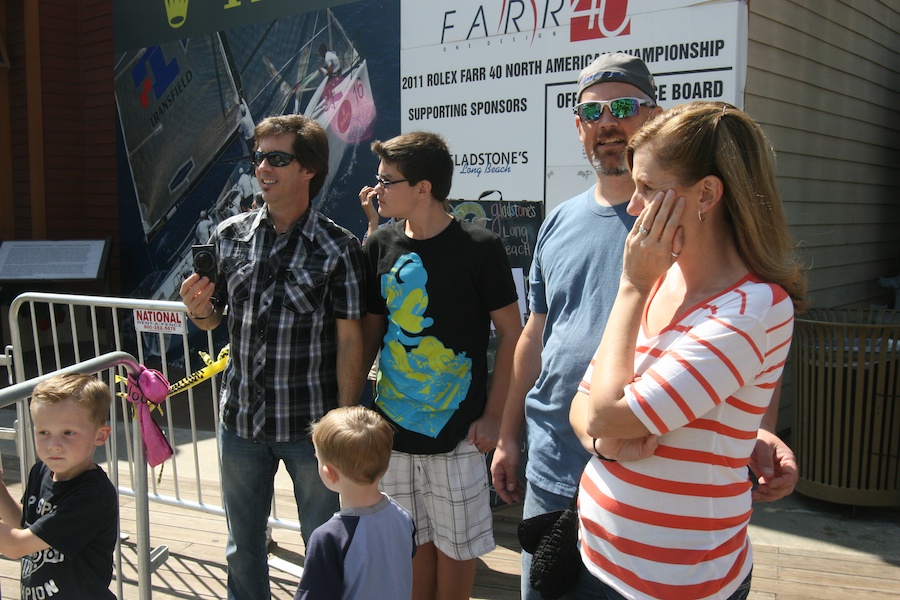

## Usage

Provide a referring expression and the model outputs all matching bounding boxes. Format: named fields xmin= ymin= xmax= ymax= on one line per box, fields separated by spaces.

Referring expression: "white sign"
xmin=133 ymin=309 xmax=187 ymax=335
xmin=400 ymin=0 xmax=748 ymax=211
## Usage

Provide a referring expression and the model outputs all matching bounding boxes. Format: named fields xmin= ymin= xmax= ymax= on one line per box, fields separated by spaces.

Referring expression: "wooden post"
xmin=24 ymin=0 xmax=45 ymax=239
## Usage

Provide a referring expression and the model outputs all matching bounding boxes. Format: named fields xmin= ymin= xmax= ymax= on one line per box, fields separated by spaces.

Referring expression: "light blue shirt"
xmin=524 ymin=187 xmax=636 ymax=497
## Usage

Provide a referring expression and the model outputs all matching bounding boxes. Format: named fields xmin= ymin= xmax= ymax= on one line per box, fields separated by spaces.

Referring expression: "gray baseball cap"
xmin=576 ymin=53 xmax=657 ymax=103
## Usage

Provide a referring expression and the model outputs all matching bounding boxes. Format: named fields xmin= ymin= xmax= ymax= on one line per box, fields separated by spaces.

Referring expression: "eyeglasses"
xmin=374 ymin=175 xmax=409 ymax=188
xmin=252 ymin=150 xmax=296 ymax=168
xmin=573 ymin=97 xmax=655 ymax=121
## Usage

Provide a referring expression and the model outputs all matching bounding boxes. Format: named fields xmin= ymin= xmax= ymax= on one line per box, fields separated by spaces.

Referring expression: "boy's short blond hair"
xmin=31 ymin=373 xmax=112 ymax=427
xmin=311 ymin=406 xmax=394 ymax=484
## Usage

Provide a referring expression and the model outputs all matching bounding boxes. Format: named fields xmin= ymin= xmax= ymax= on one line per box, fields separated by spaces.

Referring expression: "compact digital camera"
xmin=192 ymin=244 xmax=217 ymax=284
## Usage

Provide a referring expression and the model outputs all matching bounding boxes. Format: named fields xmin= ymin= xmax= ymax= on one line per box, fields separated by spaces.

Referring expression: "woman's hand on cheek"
xmin=624 ymin=190 xmax=686 ymax=290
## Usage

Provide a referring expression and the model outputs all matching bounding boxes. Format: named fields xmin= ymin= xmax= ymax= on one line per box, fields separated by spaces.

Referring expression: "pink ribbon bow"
xmin=124 ymin=365 xmax=174 ymax=468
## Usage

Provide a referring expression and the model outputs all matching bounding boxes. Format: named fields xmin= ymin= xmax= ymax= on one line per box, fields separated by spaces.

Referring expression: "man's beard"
xmin=588 ymin=128 xmax=631 ymax=176
xmin=589 ymin=151 xmax=629 ymax=177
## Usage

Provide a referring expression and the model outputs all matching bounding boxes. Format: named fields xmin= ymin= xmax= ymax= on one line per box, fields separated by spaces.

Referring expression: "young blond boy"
xmin=294 ymin=406 xmax=415 ymax=600
xmin=0 ymin=373 xmax=118 ymax=599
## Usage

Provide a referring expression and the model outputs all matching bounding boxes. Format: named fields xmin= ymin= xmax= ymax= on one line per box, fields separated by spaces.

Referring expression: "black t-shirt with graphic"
xmin=22 ymin=462 xmax=118 ymax=599
xmin=364 ymin=218 xmax=517 ymax=454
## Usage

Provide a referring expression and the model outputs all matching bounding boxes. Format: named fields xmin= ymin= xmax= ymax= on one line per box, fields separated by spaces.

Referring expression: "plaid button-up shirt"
xmin=210 ymin=205 xmax=365 ymax=442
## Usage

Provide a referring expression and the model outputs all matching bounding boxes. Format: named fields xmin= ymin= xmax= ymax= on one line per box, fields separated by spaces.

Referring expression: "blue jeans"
xmin=219 ymin=424 xmax=339 ymax=600
xmin=522 ymin=482 xmax=753 ymax=600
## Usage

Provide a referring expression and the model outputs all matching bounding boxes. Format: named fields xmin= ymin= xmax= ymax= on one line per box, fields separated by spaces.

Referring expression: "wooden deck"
xmin=1 ymin=473 xmax=899 ymax=599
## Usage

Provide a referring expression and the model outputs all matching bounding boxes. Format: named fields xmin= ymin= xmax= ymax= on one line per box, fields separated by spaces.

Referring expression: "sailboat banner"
xmin=114 ymin=3 xmax=397 ymax=300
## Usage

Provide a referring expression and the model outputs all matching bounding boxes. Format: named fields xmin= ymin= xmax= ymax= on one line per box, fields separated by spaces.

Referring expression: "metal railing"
xmin=3 ymin=291 xmax=304 ymax=597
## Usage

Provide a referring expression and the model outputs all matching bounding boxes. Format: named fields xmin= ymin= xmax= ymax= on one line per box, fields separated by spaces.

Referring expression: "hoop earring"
xmin=698 ymin=209 xmax=706 ymax=222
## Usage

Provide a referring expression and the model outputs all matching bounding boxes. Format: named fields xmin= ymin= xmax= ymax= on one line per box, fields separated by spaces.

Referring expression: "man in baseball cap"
xmin=576 ymin=51 xmax=657 ymax=103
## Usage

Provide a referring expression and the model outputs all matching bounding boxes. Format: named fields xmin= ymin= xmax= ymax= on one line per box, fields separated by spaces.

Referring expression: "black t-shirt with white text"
xmin=22 ymin=461 xmax=118 ymax=599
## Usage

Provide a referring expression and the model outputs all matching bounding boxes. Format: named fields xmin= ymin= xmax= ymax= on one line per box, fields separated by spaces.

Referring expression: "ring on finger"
xmin=638 ymin=226 xmax=650 ymax=236
xmin=671 ymin=252 xmax=680 ymax=258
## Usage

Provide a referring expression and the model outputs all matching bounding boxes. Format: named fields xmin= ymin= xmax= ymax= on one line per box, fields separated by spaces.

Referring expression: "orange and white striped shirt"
xmin=577 ymin=274 xmax=794 ymax=600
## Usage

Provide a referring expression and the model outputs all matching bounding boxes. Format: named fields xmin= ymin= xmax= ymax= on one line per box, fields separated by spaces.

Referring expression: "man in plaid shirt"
xmin=180 ymin=114 xmax=365 ymax=600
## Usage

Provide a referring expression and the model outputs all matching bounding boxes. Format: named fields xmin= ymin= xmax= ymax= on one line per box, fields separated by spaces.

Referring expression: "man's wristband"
xmin=189 ymin=302 xmax=216 ymax=320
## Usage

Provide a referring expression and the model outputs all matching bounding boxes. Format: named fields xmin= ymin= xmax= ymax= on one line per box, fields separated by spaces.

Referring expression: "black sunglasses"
xmin=252 ymin=150 xmax=296 ymax=168
xmin=374 ymin=175 xmax=409 ymax=188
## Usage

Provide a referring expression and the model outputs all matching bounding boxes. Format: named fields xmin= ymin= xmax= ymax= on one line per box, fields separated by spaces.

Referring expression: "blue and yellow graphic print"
xmin=375 ymin=252 xmax=471 ymax=437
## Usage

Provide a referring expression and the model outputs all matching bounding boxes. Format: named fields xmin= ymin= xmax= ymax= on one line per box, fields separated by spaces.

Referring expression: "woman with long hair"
xmin=569 ymin=102 xmax=806 ymax=599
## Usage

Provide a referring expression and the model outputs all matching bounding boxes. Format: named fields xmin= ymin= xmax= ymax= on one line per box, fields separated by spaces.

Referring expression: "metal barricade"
xmin=3 ymin=292 xmax=304 ymax=596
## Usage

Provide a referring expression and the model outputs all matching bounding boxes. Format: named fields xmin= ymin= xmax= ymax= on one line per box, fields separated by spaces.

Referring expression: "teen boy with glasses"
xmin=489 ymin=53 xmax=800 ymax=599
xmin=358 ymin=131 xmax=522 ymax=600
xmin=180 ymin=114 xmax=366 ymax=600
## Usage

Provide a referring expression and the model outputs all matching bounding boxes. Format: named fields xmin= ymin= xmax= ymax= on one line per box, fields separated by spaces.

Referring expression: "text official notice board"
xmin=0 ymin=240 xmax=110 ymax=281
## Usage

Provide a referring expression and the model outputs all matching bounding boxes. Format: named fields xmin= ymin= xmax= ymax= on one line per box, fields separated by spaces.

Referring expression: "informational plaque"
xmin=0 ymin=240 xmax=110 ymax=281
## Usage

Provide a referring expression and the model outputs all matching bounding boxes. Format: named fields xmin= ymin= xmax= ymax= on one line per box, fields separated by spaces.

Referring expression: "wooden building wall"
xmin=1 ymin=0 xmax=117 ymax=291
xmin=746 ymin=0 xmax=900 ymax=427
xmin=747 ymin=0 xmax=900 ymax=309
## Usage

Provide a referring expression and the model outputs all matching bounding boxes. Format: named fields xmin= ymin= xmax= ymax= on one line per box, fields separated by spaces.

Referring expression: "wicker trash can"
xmin=792 ymin=308 xmax=900 ymax=506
